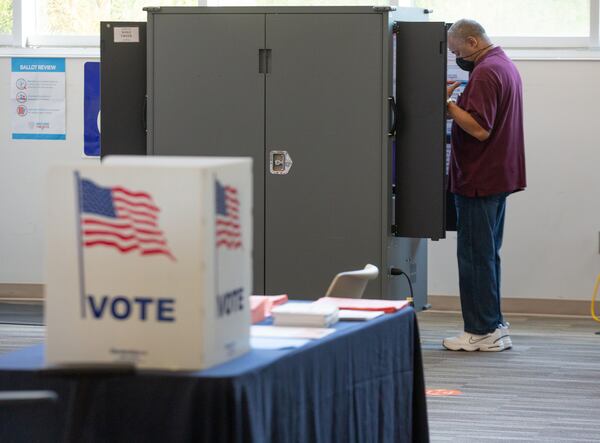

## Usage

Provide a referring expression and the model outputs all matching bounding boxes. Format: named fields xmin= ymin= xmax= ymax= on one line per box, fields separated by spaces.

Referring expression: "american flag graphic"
xmin=78 ymin=177 xmax=175 ymax=260
xmin=215 ymin=180 xmax=242 ymax=250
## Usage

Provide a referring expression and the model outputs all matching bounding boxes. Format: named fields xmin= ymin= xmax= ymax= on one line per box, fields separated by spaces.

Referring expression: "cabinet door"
xmin=100 ymin=22 xmax=146 ymax=158
xmin=149 ymin=13 xmax=266 ymax=292
xmin=394 ymin=22 xmax=447 ymax=240
xmin=265 ymin=14 xmax=383 ymax=299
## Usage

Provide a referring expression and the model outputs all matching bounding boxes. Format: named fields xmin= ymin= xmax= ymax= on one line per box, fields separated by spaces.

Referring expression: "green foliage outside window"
xmin=38 ymin=0 xmax=197 ymax=35
xmin=0 ymin=0 xmax=12 ymax=35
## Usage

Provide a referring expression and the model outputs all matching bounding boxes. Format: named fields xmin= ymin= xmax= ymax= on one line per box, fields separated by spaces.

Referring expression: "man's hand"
xmin=448 ymin=102 xmax=490 ymax=142
xmin=447 ymin=81 xmax=461 ymax=99
xmin=446 ymin=80 xmax=490 ymax=141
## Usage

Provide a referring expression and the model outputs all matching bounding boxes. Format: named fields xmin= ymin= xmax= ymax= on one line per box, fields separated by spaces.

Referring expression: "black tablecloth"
xmin=0 ymin=307 xmax=428 ymax=443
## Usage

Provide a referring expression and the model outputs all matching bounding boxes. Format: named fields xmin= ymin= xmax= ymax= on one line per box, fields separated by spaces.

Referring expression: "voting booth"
xmin=100 ymin=8 xmax=450 ymax=311
xmin=45 ymin=156 xmax=253 ymax=370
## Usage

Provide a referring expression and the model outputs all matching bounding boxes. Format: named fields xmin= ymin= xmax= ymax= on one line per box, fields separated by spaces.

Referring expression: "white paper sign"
xmin=45 ymin=156 xmax=253 ymax=371
xmin=114 ymin=27 xmax=140 ymax=43
xmin=11 ymin=58 xmax=66 ymax=140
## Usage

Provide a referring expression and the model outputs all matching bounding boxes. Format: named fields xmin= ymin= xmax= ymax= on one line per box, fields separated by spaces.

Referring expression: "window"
xmin=414 ymin=0 xmax=596 ymax=47
xmin=0 ymin=0 xmax=598 ymax=49
xmin=34 ymin=0 xmax=197 ymax=36
xmin=207 ymin=0 xmax=409 ymax=5
xmin=0 ymin=0 xmax=11 ymax=34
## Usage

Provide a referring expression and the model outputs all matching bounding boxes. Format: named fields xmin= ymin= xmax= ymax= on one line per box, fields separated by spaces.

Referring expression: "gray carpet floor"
xmin=0 ymin=302 xmax=43 ymax=325
xmin=418 ymin=311 xmax=600 ymax=442
xmin=1 ymin=306 xmax=600 ymax=442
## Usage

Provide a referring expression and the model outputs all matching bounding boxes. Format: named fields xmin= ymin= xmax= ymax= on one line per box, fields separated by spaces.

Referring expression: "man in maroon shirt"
xmin=442 ymin=19 xmax=526 ymax=352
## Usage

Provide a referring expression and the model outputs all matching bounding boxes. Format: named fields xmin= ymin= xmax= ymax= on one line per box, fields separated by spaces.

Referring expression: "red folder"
xmin=250 ymin=294 xmax=289 ymax=323
xmin=315 ymin=297 xmax=409 ymax=314
xmin=250 ymin=297 xmax=268 ymax=324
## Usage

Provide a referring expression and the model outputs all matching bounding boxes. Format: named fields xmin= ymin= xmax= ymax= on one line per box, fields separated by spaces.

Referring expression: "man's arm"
xmin=447 ymin=102 xmax=490 ymax=142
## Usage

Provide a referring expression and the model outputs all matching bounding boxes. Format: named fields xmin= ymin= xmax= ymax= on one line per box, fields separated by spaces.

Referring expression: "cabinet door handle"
xmin=269 ymin=150 xmax=293 ymax=175
xmin=388 ymin=96 xmax=397 ymax=136
xmin=259 ymin=49 xmax=272 ymax=74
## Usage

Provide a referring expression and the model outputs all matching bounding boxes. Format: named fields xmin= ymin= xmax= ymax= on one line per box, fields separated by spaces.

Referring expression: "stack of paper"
xmin=271 ymin=303 xmax=339 ymax=327
xmin=314 ymin=297 xmax=409 ymax=314
xmin=338 ymin=310 xmax=385 ymax=321
xmin=250 ymin=336 xmax=311 ymax=350
xmin=251 ymin=325 xmax=335 ymax=340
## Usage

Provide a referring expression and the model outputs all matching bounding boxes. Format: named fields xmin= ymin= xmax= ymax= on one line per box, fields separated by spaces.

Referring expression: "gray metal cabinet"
xmin=264 ymin=13 xmax=383 ymax=297
xmin=141 ymin=7 xmax=447 ymax=306
xmin=148 ymin=13 xmax=267 ymax=291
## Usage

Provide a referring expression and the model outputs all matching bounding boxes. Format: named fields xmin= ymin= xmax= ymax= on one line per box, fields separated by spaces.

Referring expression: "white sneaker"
xmin=442 ymin=328 xmax=510 ymax=352
xmin=499 ymin=322 xmax=512 ymax=349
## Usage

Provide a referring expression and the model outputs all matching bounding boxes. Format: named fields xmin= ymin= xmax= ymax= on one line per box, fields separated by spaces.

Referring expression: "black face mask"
xmin=455 ymin=56 xmax=475 ymax=72
xmin=456 ymin=44 xmax=493 ymax=72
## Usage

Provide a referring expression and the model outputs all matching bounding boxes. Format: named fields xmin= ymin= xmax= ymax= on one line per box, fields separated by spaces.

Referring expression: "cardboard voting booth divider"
xmin=45 ymin=156 xmax=253 ymax=370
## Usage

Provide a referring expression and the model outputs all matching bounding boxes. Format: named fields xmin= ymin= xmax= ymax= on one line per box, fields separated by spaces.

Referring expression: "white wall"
xmin=1 ymin=56 xmax=599 ymax=301
xmin=429 ymin=60 xmax=600 ymax=301
xmin=0 ymin=58 xmax=98 ymax=284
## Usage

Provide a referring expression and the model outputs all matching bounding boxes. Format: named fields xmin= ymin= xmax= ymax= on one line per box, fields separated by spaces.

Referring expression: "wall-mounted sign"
xmin=11 ymin=57 xmax=66 ymax=140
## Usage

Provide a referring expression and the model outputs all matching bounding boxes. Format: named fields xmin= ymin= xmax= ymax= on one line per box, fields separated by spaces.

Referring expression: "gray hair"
xmin=448 ymin=19 xmax=489 ymax=42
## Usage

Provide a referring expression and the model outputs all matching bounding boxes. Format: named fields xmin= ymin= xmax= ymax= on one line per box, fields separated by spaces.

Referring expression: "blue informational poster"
xmin=11 ymin=57 xmax=66 ymax=140
xmin=84 ymin=61 xmax=100 ymax=157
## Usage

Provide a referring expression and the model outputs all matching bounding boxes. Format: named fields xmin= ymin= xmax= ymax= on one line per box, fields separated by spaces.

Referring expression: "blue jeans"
xmin=454 ymin=192 xmax=508 ymax=335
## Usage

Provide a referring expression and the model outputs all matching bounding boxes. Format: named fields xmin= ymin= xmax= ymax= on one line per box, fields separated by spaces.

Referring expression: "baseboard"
xmin=0 ymin=284 xmax=44 ymax=300
xmin=428 ymin=295 xmax=592 ymax=317
xmin=0 ymin=285 xmax=593 ymax=316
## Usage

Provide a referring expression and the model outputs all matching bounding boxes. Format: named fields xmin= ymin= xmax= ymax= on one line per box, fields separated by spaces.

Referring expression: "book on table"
xmin=271 ymin=302 xmax=339 ymax=328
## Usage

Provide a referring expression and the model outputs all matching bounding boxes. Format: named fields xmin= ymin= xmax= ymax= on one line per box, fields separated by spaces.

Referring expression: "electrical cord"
xmin=390 ymin=268 xmax=414 ymax=305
